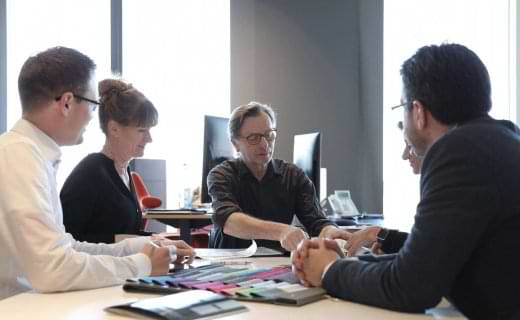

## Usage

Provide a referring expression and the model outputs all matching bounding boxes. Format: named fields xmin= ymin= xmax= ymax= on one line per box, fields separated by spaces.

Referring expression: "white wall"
xmin=230 ymin=0 xmax=383 ymax=212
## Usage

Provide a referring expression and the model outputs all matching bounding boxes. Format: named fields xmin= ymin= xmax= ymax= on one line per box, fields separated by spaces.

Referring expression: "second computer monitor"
xmin=200 ymin=115 xmax=236 ymax=204
xmin=293 ymin=132 xmax=321 ymax=199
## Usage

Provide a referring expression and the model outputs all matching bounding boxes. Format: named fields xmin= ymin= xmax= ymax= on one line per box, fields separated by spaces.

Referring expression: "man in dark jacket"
xmin=292 ymin=43 xmax=520 ymax=320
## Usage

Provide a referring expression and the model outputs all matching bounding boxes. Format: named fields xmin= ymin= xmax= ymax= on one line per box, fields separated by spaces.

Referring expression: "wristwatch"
xmin=376 ymin=228 xmax=390 ymax=244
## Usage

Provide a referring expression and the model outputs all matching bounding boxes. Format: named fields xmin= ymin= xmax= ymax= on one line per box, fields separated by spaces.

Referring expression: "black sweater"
xmin=60 ymin=153 xmax=146 ymax=243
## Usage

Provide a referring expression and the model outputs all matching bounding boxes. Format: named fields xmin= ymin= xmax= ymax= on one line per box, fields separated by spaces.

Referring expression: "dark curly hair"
xmin=400 ymin=43 xmax=491 ymax=125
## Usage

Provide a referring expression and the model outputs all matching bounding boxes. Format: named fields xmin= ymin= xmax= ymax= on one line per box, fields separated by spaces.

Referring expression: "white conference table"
xmin=0 ymin=257 xmax=466 ymax=320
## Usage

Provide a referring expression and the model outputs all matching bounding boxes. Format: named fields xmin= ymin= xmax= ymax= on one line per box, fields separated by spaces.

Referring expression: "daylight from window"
xmin=383 ymin=0 xmax=516 ymax=230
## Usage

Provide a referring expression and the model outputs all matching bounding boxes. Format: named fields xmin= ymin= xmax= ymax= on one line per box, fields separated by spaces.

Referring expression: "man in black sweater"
xmin=292 ymin=43 xmax=520 ymax=319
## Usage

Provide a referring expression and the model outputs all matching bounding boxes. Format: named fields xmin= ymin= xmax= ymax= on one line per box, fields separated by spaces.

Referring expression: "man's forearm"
xmin=223 ymin=212 xmax=287 ymax=241
xmin=319 ymin=225 xmax=336 ymax=238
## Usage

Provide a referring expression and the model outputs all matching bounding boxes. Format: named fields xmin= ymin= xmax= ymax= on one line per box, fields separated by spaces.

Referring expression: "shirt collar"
xmin=11 ymin=119 xmax=62 ymax=167
xmin=270 ymin=159 xmax=283 ymax=175
xmin=237 ymin=158 xmax=283 ymax=179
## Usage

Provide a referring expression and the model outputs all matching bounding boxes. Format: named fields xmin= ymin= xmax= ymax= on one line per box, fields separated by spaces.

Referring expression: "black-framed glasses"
xmin=55 ymin=93 xmax=100 ymax=111
xmin=391 ymin=102 xmax=407 ymax=110
xmin=403 ymin=142 xmax=412 ymax=155
xmin=240 ymin=129 xmax=277 ymax=145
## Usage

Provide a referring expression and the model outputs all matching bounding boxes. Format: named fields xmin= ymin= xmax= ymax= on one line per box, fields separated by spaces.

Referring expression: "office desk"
xmin=145 ymin=212 xmax=383 ymax=244
xmin=0 ymin=257 xmax=465 ymax=320
xmin=143 ymin=211 xmax=213 ymax=243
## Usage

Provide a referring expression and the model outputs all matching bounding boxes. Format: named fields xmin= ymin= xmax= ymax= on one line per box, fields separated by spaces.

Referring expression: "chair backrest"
xmin=129 ymin=158 xmax=167 ymax=206
xmin=131 ymin=171 xmax=162 ymax=210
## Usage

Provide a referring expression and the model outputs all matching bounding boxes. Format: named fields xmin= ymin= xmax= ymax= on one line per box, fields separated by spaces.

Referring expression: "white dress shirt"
xmin=0 ymin=119 xmax=152 ymax=300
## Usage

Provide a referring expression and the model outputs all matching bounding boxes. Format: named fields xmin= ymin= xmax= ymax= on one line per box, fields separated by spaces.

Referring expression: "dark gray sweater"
xmin=322 ymin=117 xmax=520 ymax=320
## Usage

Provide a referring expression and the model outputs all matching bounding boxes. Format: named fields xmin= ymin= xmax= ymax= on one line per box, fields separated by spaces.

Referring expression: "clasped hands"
xmin=291 ymin=226 xmax=383 ymax=287
xmin=291 ymin=238 xmax=345 ymax=287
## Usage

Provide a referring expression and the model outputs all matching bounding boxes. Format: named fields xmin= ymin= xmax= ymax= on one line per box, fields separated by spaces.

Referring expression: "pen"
xmin=332 ymin=242 xmax=346 ymax=258
xmin=149 ymin=240 xmax=178 ymax=262
xmin=149 ymin=240 xmax=161 ymax=248
xmin=333 ymin=239 xmax=347 ymax=257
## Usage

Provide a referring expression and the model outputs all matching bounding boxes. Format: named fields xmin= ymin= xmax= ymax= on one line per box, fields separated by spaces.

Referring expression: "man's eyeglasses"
xmin=55 ymin=93 xmax=100 ymax=112
xmin=404 ymin=142 xmax=424 ymax=159
xmin=240 ymin=129 xmax=277 ymax=145
xmin=391 ymin=102 xmax=407 ymax=110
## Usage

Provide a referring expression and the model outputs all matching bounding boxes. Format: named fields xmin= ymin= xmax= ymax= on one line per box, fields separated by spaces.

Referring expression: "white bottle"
xmin=181 ymin=163 xmax=193 ymax=209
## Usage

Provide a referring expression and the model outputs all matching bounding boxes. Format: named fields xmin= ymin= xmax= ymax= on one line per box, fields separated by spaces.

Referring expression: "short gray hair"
xmin=228 ymin=101 xmax=276 ymax=140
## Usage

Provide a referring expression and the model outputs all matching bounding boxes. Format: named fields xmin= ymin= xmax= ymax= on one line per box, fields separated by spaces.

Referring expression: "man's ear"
xmin=412 ymin=100 xmax=428 ymax=130
xmin=231 ymin=138 xmax=240 ymax=153
xmin=56 ymin=92 xmax=74 ymax=116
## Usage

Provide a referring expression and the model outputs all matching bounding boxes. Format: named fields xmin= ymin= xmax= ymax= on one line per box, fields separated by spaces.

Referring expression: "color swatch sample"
xmin=125 ymin=264 xmax=325 ymax=306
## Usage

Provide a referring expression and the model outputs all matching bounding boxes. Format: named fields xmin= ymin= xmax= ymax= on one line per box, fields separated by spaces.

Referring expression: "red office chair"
xmin=131 ymin=171 xmax=162 ymax=229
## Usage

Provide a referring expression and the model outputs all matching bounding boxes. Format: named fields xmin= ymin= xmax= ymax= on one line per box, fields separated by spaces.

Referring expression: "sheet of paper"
xmin=195 ymin=240 xmax=257 ymax=260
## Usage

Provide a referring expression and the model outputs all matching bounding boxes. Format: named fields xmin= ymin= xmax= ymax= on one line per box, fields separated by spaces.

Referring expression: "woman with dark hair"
xmin=60 ymin=79 xmax=161 ymax=243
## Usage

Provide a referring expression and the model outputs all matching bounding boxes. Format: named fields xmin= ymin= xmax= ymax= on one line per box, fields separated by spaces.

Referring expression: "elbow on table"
xmin=393 ymin=291 xmax=442 ymax=313
xmin=25 ymin=262 xmax=80 ymax=293
xmin=325 ymin=286 xmax=441 ymax=314
xmin=29 ymin=274 xmax=69 ymax=293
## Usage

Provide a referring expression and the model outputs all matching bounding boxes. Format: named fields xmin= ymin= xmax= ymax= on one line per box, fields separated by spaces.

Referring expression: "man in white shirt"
xmin=0 ymin=46 xmax=194 ymax=300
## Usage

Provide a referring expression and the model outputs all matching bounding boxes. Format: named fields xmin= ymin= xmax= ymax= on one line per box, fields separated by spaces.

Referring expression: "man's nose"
xmin=402 ymin=146 xmax=411 ymax=160
xmin=258 ymin=136 xmax=270 ymax=148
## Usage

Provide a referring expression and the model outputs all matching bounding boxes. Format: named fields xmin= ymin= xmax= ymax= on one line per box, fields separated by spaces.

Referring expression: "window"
xmin=123 ymin=0 xmax=230 ymax=206
xmin=6 ymin=0 xmax=111 ymax=188
xmin=383 ymin=0 xmax=516 ymax=231
xmin=6 ymin=0 xmax=230 ymax=206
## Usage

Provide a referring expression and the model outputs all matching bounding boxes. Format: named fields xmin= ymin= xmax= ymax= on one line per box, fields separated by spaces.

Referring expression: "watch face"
xmin=377 ymin=228 xmax=389 ymax=242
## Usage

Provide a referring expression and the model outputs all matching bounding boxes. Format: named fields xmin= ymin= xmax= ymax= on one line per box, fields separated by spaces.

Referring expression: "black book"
xmin=106 ymin=290 xmax=248 ymax=320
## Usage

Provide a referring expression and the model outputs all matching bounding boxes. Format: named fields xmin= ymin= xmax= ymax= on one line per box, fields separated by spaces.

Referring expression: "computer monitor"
xmin=200 ymin=115 xmax=236 ymax=204
xmin=293 ymin=132 xmax=321 ymax=199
